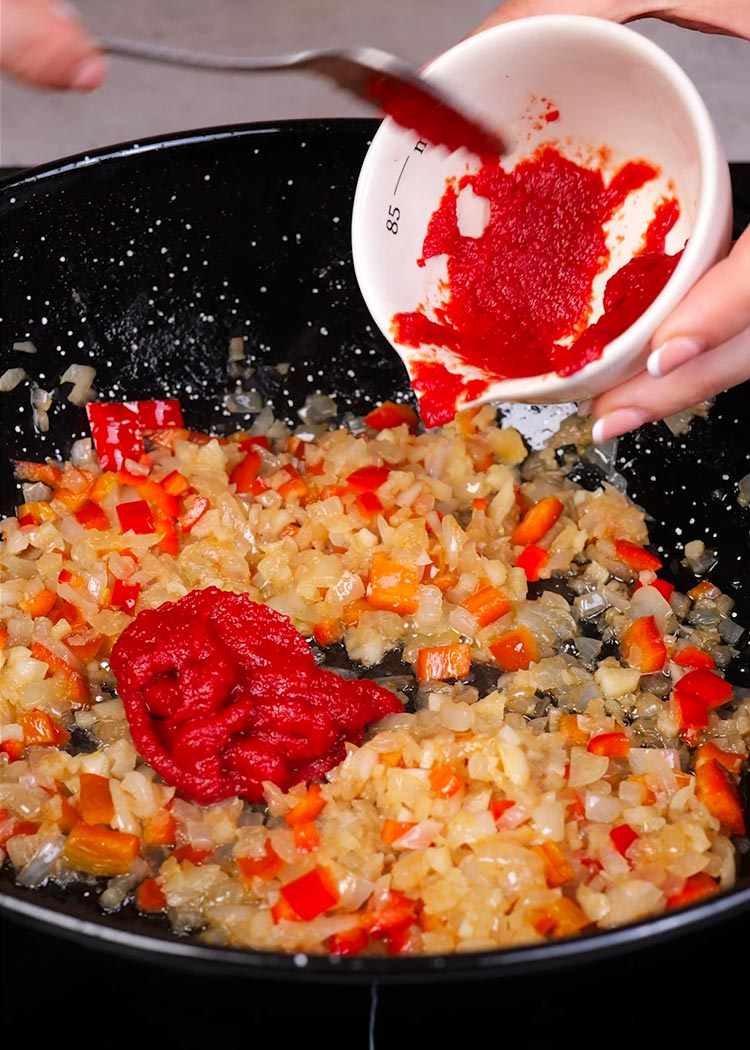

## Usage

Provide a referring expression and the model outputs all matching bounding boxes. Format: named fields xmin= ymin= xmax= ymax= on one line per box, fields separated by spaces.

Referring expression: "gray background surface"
xmin=1 ymin=0 xmax=748 ymax=168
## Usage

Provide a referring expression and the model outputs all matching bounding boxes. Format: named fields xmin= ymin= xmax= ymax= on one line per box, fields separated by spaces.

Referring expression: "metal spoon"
xmin=100 ymin=37 xmax=506 ymax=160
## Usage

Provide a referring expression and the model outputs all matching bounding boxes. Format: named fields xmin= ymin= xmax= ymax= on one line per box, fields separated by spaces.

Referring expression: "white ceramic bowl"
xmin=351 ymin=15 xmax=733 ymax=423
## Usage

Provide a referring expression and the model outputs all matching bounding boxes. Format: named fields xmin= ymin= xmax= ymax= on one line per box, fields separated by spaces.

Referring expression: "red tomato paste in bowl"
xmin=392 ymin=145 xmax=684 ymax=427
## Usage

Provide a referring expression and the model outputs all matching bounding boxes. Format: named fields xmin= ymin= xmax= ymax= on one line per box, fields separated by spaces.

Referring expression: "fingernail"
xmin=68 ymin=54 xmax=107 ymax=91
xmin=591 ymin=408 xmax=649 ymax=445
xmin=647 ymin=336 xmax=705 ymax=378
xmin=577 ymin=398 xmax=593 ymax=417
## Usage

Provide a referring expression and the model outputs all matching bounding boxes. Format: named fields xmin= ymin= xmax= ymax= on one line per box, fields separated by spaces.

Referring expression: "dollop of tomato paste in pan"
xmin=110 ymin=587 xmax=403 ymax=804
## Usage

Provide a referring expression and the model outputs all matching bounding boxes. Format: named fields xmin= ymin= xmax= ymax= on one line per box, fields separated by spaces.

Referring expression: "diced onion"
xmin=0 ymin=367 xmax=27 ymax=391
xmin=59 ymin=363 xmax=97 ymax=406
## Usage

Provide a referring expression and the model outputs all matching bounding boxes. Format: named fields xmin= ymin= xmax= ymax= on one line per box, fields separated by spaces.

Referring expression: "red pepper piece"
xmin=74 ymin=502 xmax=110 ymax=531
xmin=229 ymin=449 xmax=262 ymax=493
xmin=86 ymin=399 xmax=184 ymax=471
xmin=621 ymin=615 xmax=666 ymax=673
xmin=587 ymin=731 xmax=630 ymax=758
xmin=515 ymin=544 xmax=549 ymax=582
xmin=345 ymin=465 xmax=390 ymax=493
xmin=694 ymin=759 xmax=746 ymax=836
xmin=109 ymin=587 xmax=402 ymax=805
xmin=666 ymin=872 xmax=720 ymax=910
xmin=672 ymin=646 xmax=715 ymax=670
xmin=363 ymin=400 xmax=419 ymax=433
xmin=512 ymin=496 xmax=564 ymax=547
xmin=116 ymin=500 xmax=155 ymax=535
xmin=634 ymin=578 xmax=675 ymax=601
xmin=674 ymin=668 xmax=733 ymax=708
xmin=327 ymin=925 xmax=369 ymax=956
xmin=614 ymin=538 xmax=662 ymax=572
xmin=280 ymin=865 xmax=340 ymax=920
xmin=110 ymin=578 xmax=141 ymax=615
xmin=610 ymin=823 xmax=639 ymax=857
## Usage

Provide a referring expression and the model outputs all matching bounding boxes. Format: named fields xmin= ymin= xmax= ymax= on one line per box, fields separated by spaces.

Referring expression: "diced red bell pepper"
xmin=86 ymin=399 xmax=184 ymax=471
xmin=609 ymin=823 xmax=639 ymax=857
xmin=515 ymin=544 xmax=549 ymax=582
xmin=236 ymin=839 xmax=285 ymax=882
xmin=327 ymin=925 xmax=369 ymax=956
xmin=416 ymin=643 xmax=472 ymax=682
xmin=634 ymin=578 xmax=675 ymax=601
xmin=674 ymin=690 xmax=710 ymax=745
xmin=614 ymin=538 xmax=662 ymax=572
xmin=229 ymin=449 xmax=262 ymax=493
xmin=179 ymin=495 xmax=210 ymax=533
xmin=672 ymin=646 xmax=715 ymax=670
xmin=362 ymin=889 xmax=421 ymax=938
xmin=621 ymin=615 xmax=666 ymax=672
xmin=587 ymin=731 xmax=630 ymax=758
xmin=285 ymin=783 xmax=326 ymax=826
xmin=694 ymin=759 xmax=746 ymax=836
xmin=116 ymin=499 xmax=155 ymax=535
xmin=428 ymin=762 xmax=465 ymax=798
xmin=354 ymin=491 xmax=383 ymax=518
xmin=490 ymin=624 xmax=539 ymax=671
xmin=74 ymin=502 xmax=110 ymax=531
xmin=160 ymin=470 xmax=191 ymax=497
xmin=280 ymin=864 xmax=340 ymax=920
xmin=512 ymin=496 xmax=564 ymax=547
xmin=345 ymin=465 xmax=390 ymax=493
xmin=674 ymin=668 xmax=733 ymax=709
xmin=363 ymin=400 xmax=419 ymax=433
xmin=110 ymin=578 xmax=141 ymax=615
xmin=665 ymin=872 xmax=720 ymax=910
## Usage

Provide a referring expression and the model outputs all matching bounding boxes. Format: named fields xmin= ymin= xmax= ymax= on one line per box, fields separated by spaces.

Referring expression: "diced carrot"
xmin=460 ymin=585 xmax=511 ymax=627
xmin=586 ymin=731 xmax=630 ymax=758
xmin=428 ymin=763 xmax=465 ymax=799
xmin=694 ymin=759 xmax=746 ymax=836
xmin=614 ymin=538 xmax=662 ymax=572
xmin=17 ymin=501 xmax=57 ymax=524
xmin=531 ymin=897 xmax=591 ymax=938
xmin=285 ymin=783 xmax=326 ymax=826
xmin=665 ymin=872 xmax=720 ymax=910
xmin=472 ymin=498 xmax=488 ymax=512
xmin=381 ymin=819 xmax=417 ymax=845
xmin=20 ymin=588 xmax=58 ymax=618
xmin=78 ymin=772 xmax=115 ymax=826
xmin=237 ymin=839 xmax=285 ymax=882
xmin=430 ymin=568 xmax=460 ymax=593
xmin=141 ymin=806 xmax=177 ymax=847
xmin=621 ymin=615 xmax=667 ymax=672
xmin=512 ymin=496 xmax=564 ymax=547
xmin=58 ymin=795 xmax=79 ymax=833
xmin=416 ymin=643 xmax=472 ymax=682
xmin=280 ymin=865 xmax=340 ymax=920
xmin=489 ymin=625 xmax=539 ymax=671
xmin=312 ymin=618 xmax=343 ymax=647
xmin=135 ymin=877 xmax=168 ymax=913
xmin=172 ymin=844 xmax=212 ymax=865
xmin=19 ymin=709 xmax=70 ymax=747
xmin=672 ymin=646 xmax=715 ymax=669
xmin=533 ymin=841 xmax=575 ymax=887
xmin=62 ymin=821 xmax=140 ymax=877
xmin=515 ymin=544 xmax=550 ymax=581
xmin=0 ymin=624 xmax=9 ymax=650
xmin=366 ymin=551 xmax=420 ymax=614
xmin=363 ymin=400 xmax=419 ymax=433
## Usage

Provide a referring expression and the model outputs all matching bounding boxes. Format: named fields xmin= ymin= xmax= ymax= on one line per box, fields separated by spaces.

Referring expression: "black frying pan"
xmin=1 ymin=119 xmax=748 ymax=982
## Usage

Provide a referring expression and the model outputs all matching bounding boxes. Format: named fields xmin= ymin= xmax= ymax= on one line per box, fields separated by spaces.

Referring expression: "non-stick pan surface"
xmin=1 ymin=119 xmax=748 ymax=981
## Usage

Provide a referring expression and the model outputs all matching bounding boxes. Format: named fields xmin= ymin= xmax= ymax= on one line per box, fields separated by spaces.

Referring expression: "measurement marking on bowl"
xmin=393 ymin=155 xmax=411 ymax=195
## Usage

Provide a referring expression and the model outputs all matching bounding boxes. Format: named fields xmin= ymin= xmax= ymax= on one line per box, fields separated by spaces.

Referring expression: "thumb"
xmin=0 ymin=0 xmax=107 ymax=91
xmin=650 ymin=224 xmax=750 ymax=361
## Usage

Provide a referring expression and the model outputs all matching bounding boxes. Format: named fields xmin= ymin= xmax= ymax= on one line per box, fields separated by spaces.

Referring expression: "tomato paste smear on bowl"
xmin=393 ymin=145 xmax=683 ymax=427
